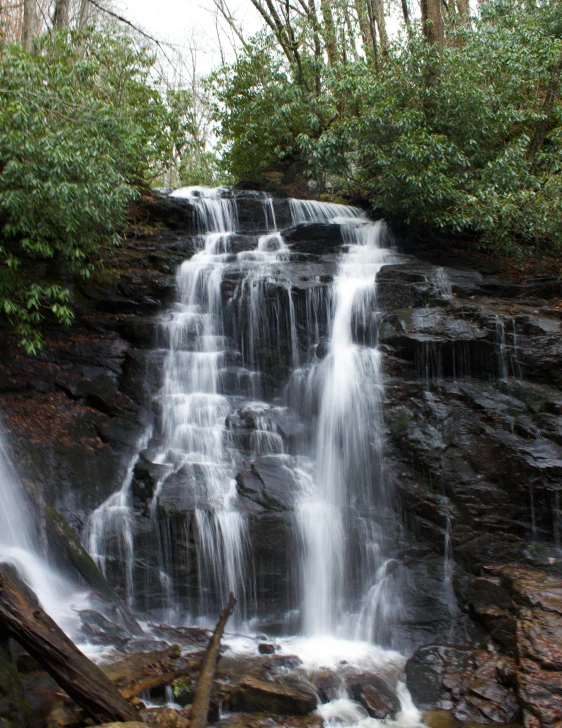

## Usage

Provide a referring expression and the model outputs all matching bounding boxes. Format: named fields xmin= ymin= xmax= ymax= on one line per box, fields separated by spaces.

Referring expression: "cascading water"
xmin=0 ymin=424 xmax=87 ymax=635
xmin=86 ymin=429 xmax=151 ymax=608
xmin=296 ymin=219 xmax=395 ymax=638
xmin=86 ymin=187 xmax=403 ymax=645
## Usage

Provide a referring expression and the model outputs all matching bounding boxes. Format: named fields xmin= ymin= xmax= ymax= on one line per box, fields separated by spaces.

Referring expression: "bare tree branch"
xmin=85 ymin=0 xmax=166 ymax=47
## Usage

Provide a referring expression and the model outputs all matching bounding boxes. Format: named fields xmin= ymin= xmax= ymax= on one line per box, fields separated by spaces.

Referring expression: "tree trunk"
xmin=527 ymin=46 xmax=562 ymax=165
xmin=421 ymin=0 xmax=444 ymax=48
xmin=79 ymin=0 xmax=92 ymax=28
xmin=355 ymin=0 xmax=375 ymax=62
xmin=53 ymin=0 xmax=71 ymax=28
xmin=0 ymin=570 xmax=139 ymax=724
xmin=190 ymin=593 xmax=236 ymax=728
xmin=421 ymin=0 xmax=443 ymax=84
xmin=22 ymin=0 xmax=38 ymax=51
xmin=366 ymin=0 xmax=380 ymax=73
xmin=372 ymin=0 xmax=388 ymax=54
xmin=320 ymin=0 xmax=339 ymax=65
xmin=401 ymin=0 xmax=410 ymax=28
xmin=343 ymin=2 xmax=359 ymax=61
xmin=455 ymin=0 xmax=470 ymax=23
xmin=308 ymin=0 xmax=323 ymax=93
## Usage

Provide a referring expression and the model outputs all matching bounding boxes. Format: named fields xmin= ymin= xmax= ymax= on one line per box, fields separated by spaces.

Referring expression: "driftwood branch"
xmin=121 ymin=658 xmax=202 ymax=701
xmin=190 ymin=593 xmax=237 ymax=728
xmin=0 ymin=570 xmax=139 ymax=724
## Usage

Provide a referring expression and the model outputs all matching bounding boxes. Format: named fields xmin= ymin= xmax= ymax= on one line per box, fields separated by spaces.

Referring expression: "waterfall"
xmin=86 ymin=429 xmax=151 ymax=608
xmin=0 ymin=424 xmax=87 ymax=634
xmin=292 ymin=211 xmax=396 ymax=638
xmin=289 ymin=198 xmax=363 ymax=224
xmin=494 ymin=316 xmax=522 ymax=381
xmin=86 ymin=187 xmax=402 ymax=644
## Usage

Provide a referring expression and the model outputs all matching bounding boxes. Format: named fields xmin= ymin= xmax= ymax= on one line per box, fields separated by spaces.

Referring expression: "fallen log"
xmin=120 ymin=657 xmax=202 ymax=700
xmin=190 ymin=592 xmax=236 ymax=728
xmin=0 ymin=569 xmax=139 ymax=724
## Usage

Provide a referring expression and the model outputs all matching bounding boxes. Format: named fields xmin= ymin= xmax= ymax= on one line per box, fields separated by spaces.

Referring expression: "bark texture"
xmin=190 ymin=593 xmax=237 ymax=728
xmin=0 ymin=570 xmax=139 ymax=724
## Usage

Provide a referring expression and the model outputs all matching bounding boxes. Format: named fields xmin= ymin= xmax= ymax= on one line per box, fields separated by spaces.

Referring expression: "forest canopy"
xmin=211 ymin=0 xmax=562 ymax=255
xmin=0 ymin=1 xmax=211 ymax=351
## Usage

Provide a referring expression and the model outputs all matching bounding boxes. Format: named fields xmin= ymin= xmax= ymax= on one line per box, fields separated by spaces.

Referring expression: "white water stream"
xmin=0 ymin=426 xmax=89 ymax=637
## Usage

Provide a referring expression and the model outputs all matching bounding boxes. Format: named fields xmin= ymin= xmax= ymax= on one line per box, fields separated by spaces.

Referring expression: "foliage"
xmin=210 ymin=38 xmax=318 ymax=183
xmin=212 ymin=0 xmax=562 ymax=255
xmin=0 ymin=29 xmax=179 ymax=352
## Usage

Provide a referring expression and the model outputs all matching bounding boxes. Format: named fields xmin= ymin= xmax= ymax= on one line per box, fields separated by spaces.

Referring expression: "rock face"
xmin=406 ymin=566 xmax=562 ymax=727
xmin=1 ymin=192 xmax=562 ymax=727
xmin=406 ymin=644 xmax=520 ymax=723
xmin=379 ymin=261 xmax=562 ymax=616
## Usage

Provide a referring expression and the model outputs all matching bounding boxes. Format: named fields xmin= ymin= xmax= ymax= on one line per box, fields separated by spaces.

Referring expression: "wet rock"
xmin=93 ymin=724 xmax=150 ymax=728
xmin=228 ymin=234 xmax=260 ymax=254
xmin=466 ymin=576 xmax=516 ymax=651
xmin=139 ymin=707 xmax=191 ymax=728
xmin=283 ymin=223 xmax=344 ymax=252
xmin=132 ymin=454 xmax=169 ymax=507
xmin=406 ymin=645 xmax=475 ymax=709
xmin=142 ymin=193 xmax=196 ymax=232
xmin=235 ymin=456 xmax=298 ymax=512
xmin=246 ymin=512 xmax=295 ymax=619
xmin=310 ymin=671 xmax=342 ymax=703
xmin=217 ymin=712 xmax=322 ymax=728
xmin=228 ymin=676 xmax=317 ymax=715
xmin=78 ymin=609 xmax=131 ymax=647
xmin=258 ymin=643 xmax=275 ymax=655
xmin=235 ymin=197 xmax=290 ymax=233
xmin=100 ymin=645 xmax=185 ymax=693
xmin=44 ymin=504 xmax=141 ymax=631
xmin=349 ymin=674 xmax=400 ymax=719
xmin=406 ymin=644 xmax=520 ymax=724
xmin=517 ymin=658 xmax=562 ymax=728
xmin=124 ymin=639 xmax=172 ymax=654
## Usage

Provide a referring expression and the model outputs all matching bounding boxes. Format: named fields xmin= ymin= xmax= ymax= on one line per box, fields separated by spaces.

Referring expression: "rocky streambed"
xmin=0 ymin=191 xmax=561 ymax=728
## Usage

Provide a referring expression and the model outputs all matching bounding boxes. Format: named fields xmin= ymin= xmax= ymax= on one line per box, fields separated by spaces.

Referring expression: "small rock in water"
xmin=125 ymin=638 xmax=172 ymax=653
xmin=349 ymin=674 xmax=400 ymax=719
xmin=258 ymin=643 xmax=275 ymax=655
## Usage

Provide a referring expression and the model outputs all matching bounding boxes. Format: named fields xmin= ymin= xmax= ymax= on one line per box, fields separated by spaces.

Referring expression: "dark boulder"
xmin=228 ymin=676 xmax=317 ymax=715
xmin=348 ymin=674 xmax=400 ymax=719
xmin=235 ymin=456 xmax=298 ymax=512
xmin=283 ymin=223 xmax=344 ymax=253
xmin=139 ymin=193 xmax=196 ymax=232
